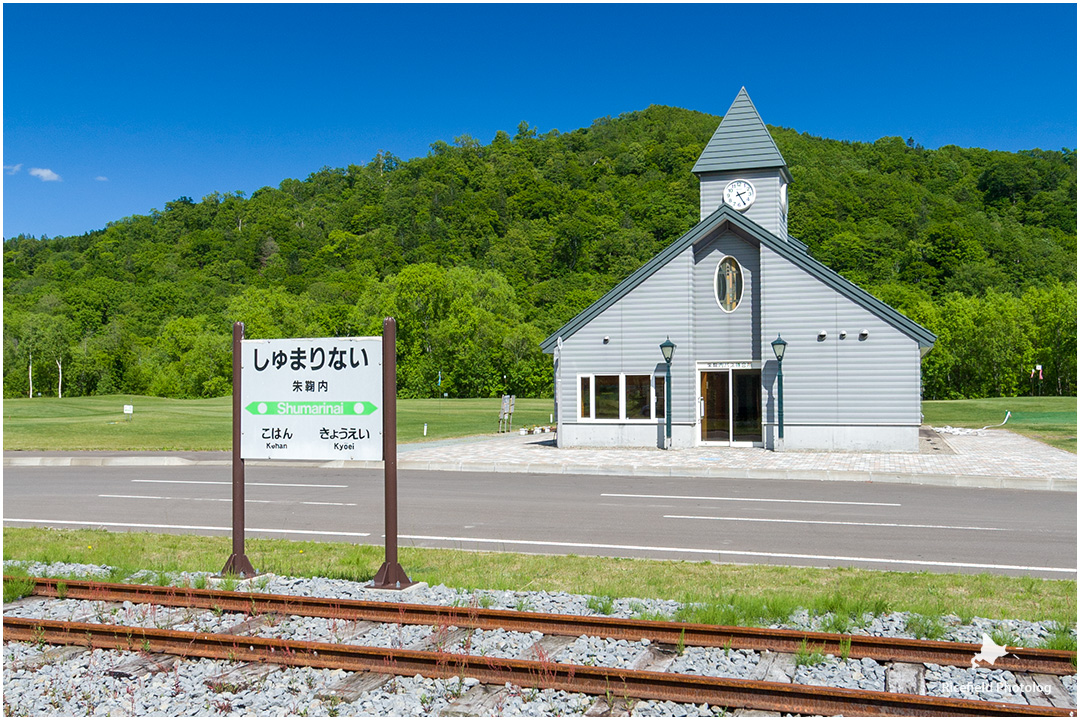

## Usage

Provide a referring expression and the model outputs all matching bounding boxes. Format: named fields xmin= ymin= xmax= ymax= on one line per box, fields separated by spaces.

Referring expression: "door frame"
xmin=695 ymin=361 xmax=763 ymax=447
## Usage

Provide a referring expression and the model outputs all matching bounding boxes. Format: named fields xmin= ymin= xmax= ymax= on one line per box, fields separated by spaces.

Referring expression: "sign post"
xmin=222 ymin=322 xmax=256 ymax=577
xmin=371 ymin=317 xmax=413 ymax=589
xmin=227 ymin=323 xmax=406 ymax=584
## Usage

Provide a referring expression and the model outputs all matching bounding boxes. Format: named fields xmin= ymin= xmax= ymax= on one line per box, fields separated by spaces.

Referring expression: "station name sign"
xmin=239 ymin=337 xmax=383 ymax=461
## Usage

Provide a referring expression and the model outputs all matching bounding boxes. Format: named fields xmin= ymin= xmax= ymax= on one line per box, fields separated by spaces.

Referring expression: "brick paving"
xmin=398 ymin=429 xmax=1076 ymax=491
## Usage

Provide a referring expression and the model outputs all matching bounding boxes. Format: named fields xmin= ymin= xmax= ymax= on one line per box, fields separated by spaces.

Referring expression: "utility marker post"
xmin=371 ymin=317 xmax=414 ymax=589
xmin=222 ymin=321 xmax=256 ymax=577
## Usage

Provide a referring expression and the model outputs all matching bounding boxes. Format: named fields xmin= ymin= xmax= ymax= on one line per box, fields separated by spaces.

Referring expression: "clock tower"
xmin=692 ymin=87 xmax=792 ymax=238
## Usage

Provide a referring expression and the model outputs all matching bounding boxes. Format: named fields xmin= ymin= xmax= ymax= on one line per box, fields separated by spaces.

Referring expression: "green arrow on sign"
xmin=245 ymin=401 xmax=378 ymax=416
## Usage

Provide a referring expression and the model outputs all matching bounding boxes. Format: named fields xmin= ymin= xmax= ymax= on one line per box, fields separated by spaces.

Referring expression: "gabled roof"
xmin=692 ymin=87 xmax=793 ymax=183
xmin=539 ymin=207 xmax=936 ymax=352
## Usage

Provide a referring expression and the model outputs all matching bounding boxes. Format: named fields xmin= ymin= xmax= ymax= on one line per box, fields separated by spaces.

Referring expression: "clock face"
xmin=723 ymin=179 xmax=756 ymax=211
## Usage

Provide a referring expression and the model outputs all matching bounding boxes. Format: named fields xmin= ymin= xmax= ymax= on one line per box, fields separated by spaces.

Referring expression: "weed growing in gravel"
xmin=991 ymin=628 xmax=1021 ymax=649
xmin=794 ymin=639 xmax=826 ymax=667
xmin=1038 ymin=623 xmax=1077 ymax=655
xmin=514 ymin=596 xmax=534 ymax=612
xmin=905 ymin=613 xmax=946 ymax=640
xmin=218 ymin=573 xmax=240 ymax=592
xmin=586 ymin=595 xmax=615 ymax=615
xmin=820 ymin=612 xmax=851 ymax=634
xmin=839 ymin=636 xmax=852 ymax=663
xmin=3 ymin=576 xmax=35 ymax=603
xmin=192 ymin=574 xmax=208 ymax=590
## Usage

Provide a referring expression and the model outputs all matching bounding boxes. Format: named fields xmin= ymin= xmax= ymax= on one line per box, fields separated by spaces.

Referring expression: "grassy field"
xmin=922 ymin=396 xmax=1077 ymax=453
xmin=2 ymin=395 xmax=555 ymax=450
xmin=4 ymin=393 xmax=1075 ymax=452
xmin=3 ymin=527 xmax=1076 ymax=632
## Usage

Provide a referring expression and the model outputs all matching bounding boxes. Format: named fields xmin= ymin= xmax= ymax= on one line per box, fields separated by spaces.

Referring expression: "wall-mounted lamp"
xmin=859 ymin=329 xmax=869 ymax=340
xmin=603 ymin=336 xmax=610 ymax=344
xmin=817 ymin=330 xmax=827 ymax=341
xmin=839 ymin=330 xmax=847 ymax=340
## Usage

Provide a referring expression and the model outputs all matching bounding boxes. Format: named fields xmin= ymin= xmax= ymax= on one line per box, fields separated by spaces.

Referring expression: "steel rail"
xmin=4 ymin=616 xmax=1070 ymax=717
xmin=10 ymin=576 xmax=1076 ymax=676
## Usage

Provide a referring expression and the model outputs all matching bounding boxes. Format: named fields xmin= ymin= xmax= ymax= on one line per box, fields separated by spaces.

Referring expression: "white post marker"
xmin=239 ymin=337 xmax=383 ymax=461
xmin=124 ymin=404 xmax=134 ymax=421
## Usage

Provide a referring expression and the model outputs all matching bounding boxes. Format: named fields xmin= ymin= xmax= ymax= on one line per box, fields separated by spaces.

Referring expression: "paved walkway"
xmin=391 ymin=428 xmax=1075 ymax=492
xmin=5 ymin=429 xmax=1074 ymax=492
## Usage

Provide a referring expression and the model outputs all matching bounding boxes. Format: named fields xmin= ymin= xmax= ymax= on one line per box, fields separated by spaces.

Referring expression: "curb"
xmin=5 ymin=455 xmax=1074 ymax=492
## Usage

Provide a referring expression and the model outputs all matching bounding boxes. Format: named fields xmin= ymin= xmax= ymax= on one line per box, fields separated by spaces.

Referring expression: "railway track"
xmin=10 ymin=576 xmax=1076 ymax=674
xmin=5 ymin=576 xmax=1076 ymax=716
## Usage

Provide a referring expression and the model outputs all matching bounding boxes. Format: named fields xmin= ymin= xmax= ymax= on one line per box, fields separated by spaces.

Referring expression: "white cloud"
xmin=29 ymin=168 xmax=62 ymax=182
xmin=95 ymin=176 xmax=109 ymax=182
xmin=4 ymin=163 xmax=22 ymax=175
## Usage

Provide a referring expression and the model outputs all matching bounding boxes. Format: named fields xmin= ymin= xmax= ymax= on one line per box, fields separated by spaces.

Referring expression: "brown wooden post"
xmin=371 ymin=317 xmax=414 ymax=589
xmin=221 ymin=321 xmax=256 ymax=578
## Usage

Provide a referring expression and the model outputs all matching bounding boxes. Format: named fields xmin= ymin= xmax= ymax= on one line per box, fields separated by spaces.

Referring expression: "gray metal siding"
xmin=699 ymin=170 xmax=785 ymax=238
xmin=760 ymin=246 xmax=920 ymax=426
xmin=692 ymin=230 xmax=759 ymax=362
xmin=555 ymin=246 xmax=697 ymax=430
xmin=541 ymin=206 xmax=934 ymax=354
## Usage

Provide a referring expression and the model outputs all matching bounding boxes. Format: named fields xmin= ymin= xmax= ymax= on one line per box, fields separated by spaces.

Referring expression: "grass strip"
xmin=4 ymin=527 xmax=1075 ymax=628
xmin=5 ymin=395 xmax=1075 ymax=452
xmin=2 ymin=395 xmax=556 ymax=450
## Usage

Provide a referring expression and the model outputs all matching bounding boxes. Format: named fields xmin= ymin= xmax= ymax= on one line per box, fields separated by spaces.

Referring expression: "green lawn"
xmin=922 ymin=396 xmax=1077 ymax=453
xmin=4 ymin=394 xmax=1075 ymax=452
xmin=2 ymin=394 xmax=555 ymax=451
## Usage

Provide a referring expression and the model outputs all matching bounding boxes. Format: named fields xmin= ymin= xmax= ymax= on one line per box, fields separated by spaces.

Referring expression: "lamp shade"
xmin=660 ymin=337 xmax=676 ymax=364
xmin=771 ymin=334 xmax=787 ymax=361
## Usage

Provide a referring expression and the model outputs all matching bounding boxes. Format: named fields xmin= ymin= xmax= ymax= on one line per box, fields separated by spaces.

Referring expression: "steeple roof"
xmin=692 ymin=88 xmax=792 ymax=182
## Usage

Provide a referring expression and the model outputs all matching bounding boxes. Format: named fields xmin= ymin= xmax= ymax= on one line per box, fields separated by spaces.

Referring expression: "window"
xmin=625 ymin=375 xmax=651 ymax=420
xmin=578 ymin=373 xmax=665 ymax=422
xmin=714 ymin=256 xmax=743 ymax=312
xmin=595 ymin=375 xmax=620 ymax=419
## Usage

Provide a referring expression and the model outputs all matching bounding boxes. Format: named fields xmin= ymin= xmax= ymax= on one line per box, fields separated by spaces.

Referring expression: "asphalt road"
xmin=3 ymin=463 xmax=1075 ymax=578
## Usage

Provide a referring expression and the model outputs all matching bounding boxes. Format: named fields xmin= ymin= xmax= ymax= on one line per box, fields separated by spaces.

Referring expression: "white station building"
xmin=541 ymin=88 xmax=935 ymax=452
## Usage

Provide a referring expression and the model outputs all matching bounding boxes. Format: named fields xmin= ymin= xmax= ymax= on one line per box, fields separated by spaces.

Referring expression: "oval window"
xmin=714 ymin=256 xmax=743 ymax=313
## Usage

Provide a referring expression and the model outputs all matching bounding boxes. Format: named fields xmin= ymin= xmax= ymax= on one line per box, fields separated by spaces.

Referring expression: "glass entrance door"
xmin=733 ymin=370 xmax=763 ymax=443
xmin=700 ymin=369 xmax=762 ymax=444
xmin=700 ymin=371 xmax=730 ymax=442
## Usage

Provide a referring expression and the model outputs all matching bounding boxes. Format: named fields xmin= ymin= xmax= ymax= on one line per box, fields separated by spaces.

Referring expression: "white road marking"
xmin=99 ymin=494 xmax=356 ymax=507
xmin=3 ymin=519 xmax=369 ymax=537
xmin=399 ymin=534 xmax=1075 ymax=574
xmin=602 ymin=492 xmax=900 ymax=507
xmin=132 ymin=479 xmax=347 ymax=488
xmin=664 ymin=515 xmax=1007 ymax=531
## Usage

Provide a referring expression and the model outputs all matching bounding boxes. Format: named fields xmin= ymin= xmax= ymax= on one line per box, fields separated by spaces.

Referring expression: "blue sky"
xmin=4 ymin=3 xmax=1076 ymax=240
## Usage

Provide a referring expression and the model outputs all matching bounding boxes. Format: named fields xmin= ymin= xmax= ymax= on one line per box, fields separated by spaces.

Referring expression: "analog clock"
xmin=723 ymin=179 xmax=756 ymax=211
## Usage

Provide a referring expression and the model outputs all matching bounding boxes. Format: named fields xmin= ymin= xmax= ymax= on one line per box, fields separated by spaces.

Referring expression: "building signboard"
xmin=239 ymin=337 xmax=383 ymax=461
xmin=700 ymin=361 xmax=754 ymax=370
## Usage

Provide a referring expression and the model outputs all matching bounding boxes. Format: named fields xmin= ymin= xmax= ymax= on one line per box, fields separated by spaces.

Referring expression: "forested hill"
xmin=4 ymin=105 xmax=1076 ymax=401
